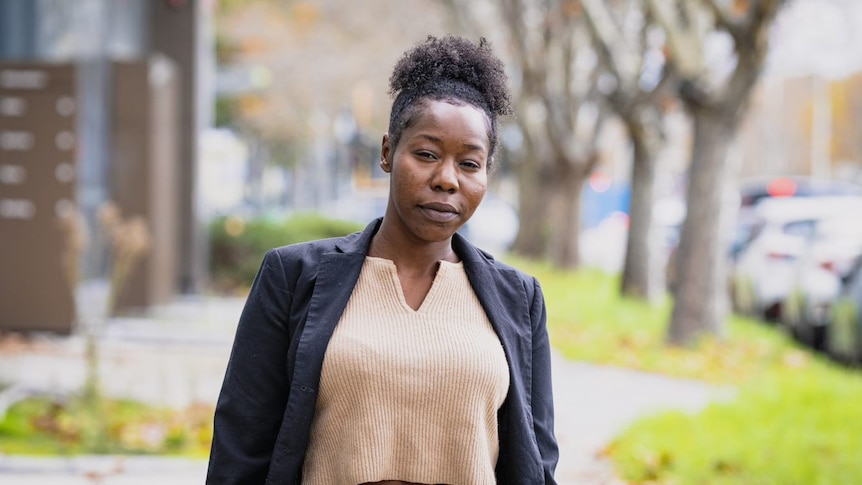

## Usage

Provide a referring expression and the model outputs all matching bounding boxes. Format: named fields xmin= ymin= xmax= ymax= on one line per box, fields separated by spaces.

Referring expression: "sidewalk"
xmin=0 ymin=294 xmax=721 ymax=484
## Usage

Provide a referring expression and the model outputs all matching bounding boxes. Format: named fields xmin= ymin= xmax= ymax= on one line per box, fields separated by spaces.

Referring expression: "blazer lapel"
xmin=291 ymin=219 xmax=381 ymax=393
xmin=267 ymin=220 xmax=381 ymax=482
xmin=454 ymin=234 xmax=531 ymax=373
xmin=454 ymin=234 xmax=541 ymax=480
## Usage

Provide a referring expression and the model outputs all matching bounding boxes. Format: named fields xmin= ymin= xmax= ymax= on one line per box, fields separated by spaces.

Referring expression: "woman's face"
xmin=381 ymin=99 xmax=490 ymax=244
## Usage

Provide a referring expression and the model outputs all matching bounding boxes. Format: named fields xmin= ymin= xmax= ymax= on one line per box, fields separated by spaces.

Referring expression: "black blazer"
xmin=207 ymin=218 xmax=558 ymax=484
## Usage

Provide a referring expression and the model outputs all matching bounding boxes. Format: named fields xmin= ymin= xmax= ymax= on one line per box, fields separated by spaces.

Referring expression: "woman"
xmin=207 ymin=35 xmax=558 ymax=484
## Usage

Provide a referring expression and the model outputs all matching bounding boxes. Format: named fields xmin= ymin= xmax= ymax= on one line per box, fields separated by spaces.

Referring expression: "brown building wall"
xmin=150 ymin=0 xmax=204 ymax=294
xmin=110 ymin=57 xmax=179 ymax=313
xmin=0 ymin=63 xmax=78 ymax=333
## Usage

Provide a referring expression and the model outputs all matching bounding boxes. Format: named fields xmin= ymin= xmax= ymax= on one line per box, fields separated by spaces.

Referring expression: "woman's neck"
xmin=368 ymin=219 xmax=459 ymax=271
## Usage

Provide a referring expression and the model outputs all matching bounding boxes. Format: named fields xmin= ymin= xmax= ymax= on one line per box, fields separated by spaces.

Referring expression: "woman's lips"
xmin=419 ymin=202 xmax=458 ymax=222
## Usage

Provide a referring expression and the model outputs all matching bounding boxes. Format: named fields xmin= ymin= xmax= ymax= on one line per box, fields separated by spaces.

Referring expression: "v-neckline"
xmin=365 ymin=256 xmax=459 ymax=314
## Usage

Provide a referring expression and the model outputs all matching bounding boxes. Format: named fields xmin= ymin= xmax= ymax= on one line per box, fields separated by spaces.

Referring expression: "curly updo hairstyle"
xmin=387 ymin=35 xmax=513 ymax=168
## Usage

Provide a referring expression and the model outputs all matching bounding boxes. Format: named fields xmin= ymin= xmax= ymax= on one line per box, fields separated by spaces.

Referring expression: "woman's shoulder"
xmin=266 ymin=222 xmax=371 ymax=265
xmin=489 ymin=259 xmax=536 ymax=284
xmin=267 ymin=236 xmax=343 ymax=265
xmin=455 ymin=234 xmax=539 ymax=289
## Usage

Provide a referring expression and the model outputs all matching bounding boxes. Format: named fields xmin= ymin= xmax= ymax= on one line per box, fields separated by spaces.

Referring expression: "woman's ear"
xmin=380 ymin=134 xmax=392 ymax=173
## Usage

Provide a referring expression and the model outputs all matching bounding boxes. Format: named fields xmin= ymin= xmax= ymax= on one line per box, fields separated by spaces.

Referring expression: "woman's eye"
xmin=461 ymin=160 xmax=481 ymax=170
xmin=416 ymin=151 xmax=436 ymax=160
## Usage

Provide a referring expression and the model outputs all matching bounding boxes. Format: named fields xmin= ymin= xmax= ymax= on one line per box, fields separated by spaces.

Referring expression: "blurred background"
xmin=2 ymin=0 xmax=862 ymax=483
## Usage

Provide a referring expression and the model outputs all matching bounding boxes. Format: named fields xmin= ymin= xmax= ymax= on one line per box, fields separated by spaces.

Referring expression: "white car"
xmin=829 ymin=260 xmax=862 ymax=363
xmin=782 ymin=216 xmax=862 ymax=348
xmin=731 ymin=196 xmax=862 ymax=320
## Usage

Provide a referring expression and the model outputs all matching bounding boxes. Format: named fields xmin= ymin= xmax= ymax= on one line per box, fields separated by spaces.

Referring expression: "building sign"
xmin=0 ymin=63 xmax=77 ymax=333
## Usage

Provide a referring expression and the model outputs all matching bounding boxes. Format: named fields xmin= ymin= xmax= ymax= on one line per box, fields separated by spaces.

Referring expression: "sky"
xmin=766 ymin=0 xmax=862 ymax=79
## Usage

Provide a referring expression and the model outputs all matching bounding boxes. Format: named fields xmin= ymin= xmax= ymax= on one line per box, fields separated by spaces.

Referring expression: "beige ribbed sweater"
xmin=301 ymin=256 xmax=510 ymax=485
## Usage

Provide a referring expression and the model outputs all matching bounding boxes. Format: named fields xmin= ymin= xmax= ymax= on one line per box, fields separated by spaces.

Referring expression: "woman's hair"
xmin=387 ymin=35 xmax=513 ymax=166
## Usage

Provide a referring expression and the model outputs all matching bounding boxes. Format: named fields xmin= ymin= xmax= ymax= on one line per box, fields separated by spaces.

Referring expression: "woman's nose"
xmin=431 ymin=160 xmax=459 ymax=193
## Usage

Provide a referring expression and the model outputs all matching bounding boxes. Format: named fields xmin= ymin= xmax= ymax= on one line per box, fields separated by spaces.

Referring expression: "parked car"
xmin=733 ymin=176 xmax=862 ymax=259
xmin=828 ymin=259 xmax=862 ymax=363
xmin=730 ymin=196 xmax=862 ymax=320
xmin=737 ymin=176 xmax=862 ymax=212
xmin=665 ymin=177 xmax=862 ymax=294
xmin=782 ymin=215 xmax=862 ymax=349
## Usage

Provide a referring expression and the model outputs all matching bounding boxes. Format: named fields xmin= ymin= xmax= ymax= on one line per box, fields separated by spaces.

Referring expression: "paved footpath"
xmin=0 ymin=294 xmax=722 ymax=484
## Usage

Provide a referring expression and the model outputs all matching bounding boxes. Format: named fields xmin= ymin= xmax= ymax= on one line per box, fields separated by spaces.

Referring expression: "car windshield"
xmin=783 ymin=220 xmax=817 ymax=238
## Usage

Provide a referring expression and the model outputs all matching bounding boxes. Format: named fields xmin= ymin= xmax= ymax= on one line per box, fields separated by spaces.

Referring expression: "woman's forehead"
xmin=404 ymin=100 xmax=490 ymax=147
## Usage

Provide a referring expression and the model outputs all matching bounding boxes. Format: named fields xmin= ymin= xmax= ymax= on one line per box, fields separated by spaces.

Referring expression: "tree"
xmin=647 ymin=0 xmax=787 ymax=345
xmin=443 ymin=0 xmax=607 ymax=268
xmin=580 ymin=0 xmax=675 ymax=300
xmin=216 ymin=0 xmax=453 ymax=209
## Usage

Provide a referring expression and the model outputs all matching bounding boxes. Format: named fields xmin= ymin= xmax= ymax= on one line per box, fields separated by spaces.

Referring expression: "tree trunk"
xmin=621 ymin=132 xmax=657 ymax=300
xmin=547 ymin=162 xmax=586 ymax=269
xmin=667 ymin=107 xmax=734 ymax=345
xmin=512 ymin=158 xmax=549 ymax=258
xmin=245 ymin=138 xmax=267 ymax=212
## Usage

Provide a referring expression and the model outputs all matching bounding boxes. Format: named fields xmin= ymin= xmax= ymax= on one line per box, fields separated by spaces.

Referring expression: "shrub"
xmin=208 ymin=213 xmax=364 ymax=293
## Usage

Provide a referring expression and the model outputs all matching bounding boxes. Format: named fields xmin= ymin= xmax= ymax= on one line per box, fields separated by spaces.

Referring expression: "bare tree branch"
xmin=678 ymin=0 xmax=705 ymax=38
xmin=644 ymin=0 xmax=707 ymax=79
xmin=702 ymin=0 xmax=745 ymax=42
xmin=717 ymin=0 xmax=785 ymax=119
xmin=748 ymin=0 xmax=787 ymax=43
xmin=437 ymin=0 xmax=481 ymax=33
xmin=561 ymin=26 xmax=577 ymax=130
xmin=580 ymin=0 xmax=638 ymax=87
xmin=636 ymin=57 xmax=676 ymax=107
xmin=634 ymin=6 xmax=649 ymax=85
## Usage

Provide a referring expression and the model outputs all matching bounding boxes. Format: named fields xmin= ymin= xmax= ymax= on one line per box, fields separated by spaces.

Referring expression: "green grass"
xmin=0 ymin=396 xmax=213 ymax=457
xmin=514 ymin=258 xmax=805 ymax=384
xmin=607 ymin=368 xmax=862 ymax=485
xmin=508 ymin=257 xmax=862 ymax=485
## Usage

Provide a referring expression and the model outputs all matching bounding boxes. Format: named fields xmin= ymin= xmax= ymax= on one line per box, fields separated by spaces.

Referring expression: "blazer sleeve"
xmin=207 ymin=249 xmax=293 ymax=485
xmin=529 ymin=276 xmax=559 ymax=483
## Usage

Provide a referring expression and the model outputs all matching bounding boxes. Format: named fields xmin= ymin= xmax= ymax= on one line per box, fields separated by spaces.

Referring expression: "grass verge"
xmin=0 ymin=396 xmax=213 ymax=457
xmin=510 ymin=258 xmax=862 ymax=485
